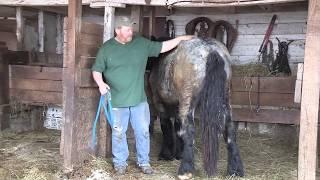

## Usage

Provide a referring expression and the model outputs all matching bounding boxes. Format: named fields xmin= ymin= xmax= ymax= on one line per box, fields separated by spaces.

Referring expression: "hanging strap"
xmin=91 ymin=92 xmax=114 ymax=148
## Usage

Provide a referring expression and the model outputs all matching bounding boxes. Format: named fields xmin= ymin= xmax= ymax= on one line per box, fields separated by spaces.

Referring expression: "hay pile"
xmin=232 ymin=63 xmax=271 ymax=77
xmin=1 ymin=123 xmax=319 ymax=179
xmin=67 ymin=127 xmax=301 ymax=180
xmin=0 ymin=129 xmax=62 ymax=179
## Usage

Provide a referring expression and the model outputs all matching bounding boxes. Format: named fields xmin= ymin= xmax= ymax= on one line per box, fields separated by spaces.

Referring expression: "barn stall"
xmin=0 ymin=0 xmax=319 ymax=179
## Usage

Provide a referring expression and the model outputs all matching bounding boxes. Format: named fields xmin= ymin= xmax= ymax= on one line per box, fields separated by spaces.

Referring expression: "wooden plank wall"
xmin=168 ymin=9 xmax=307 ymax=64
xmin=231 ymin=76 xmax=300 ymax=124
xmin=62 ymin=20 xmax=109 ymax=159
xmin=231 ymin=76 xmax=297 ymax=107
xmin=9 ymin=65 xmax=63 ymax=105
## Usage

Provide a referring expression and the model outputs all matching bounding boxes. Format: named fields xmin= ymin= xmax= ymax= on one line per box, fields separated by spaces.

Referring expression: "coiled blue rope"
xmin=91 ymin=91 xmax=114 ymax=149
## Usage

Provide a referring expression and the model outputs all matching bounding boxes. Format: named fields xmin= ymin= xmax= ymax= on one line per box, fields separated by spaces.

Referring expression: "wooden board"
xmin=79 ymin=56 xmax=95 ymax=68
xmin=0 ymin=54 xmax=9 ymax=105
xmin=81 ymin=21 xmax=103 ymax=36
xmin=10 ymin=89 xmax=62 ymax=105
xmin=64 ymin=32 xmax=102 ymax=45
xmin=231 ymin=91 xmax=297 ymax=107
xmin=10 ymin=78 xmax=62 ymax=92
xmin=232 ymin=108 xmax=300 ymax=124
xmin=79 ymin=44 xmax=100 ymax=57
xmin=76 ymin=68 xmax=97 ymax=88
xmin=80 ymin=33 xmax=102 ymax=46
xmin=0 ymin=19 xmax=16 ymax=33
xmin=76 ymin=88 xmax=99 ymax=98
xmin=10 ymin=65 xmax=62 ymax=80
xmin=231 ymin=76 xmax=296 ymax=93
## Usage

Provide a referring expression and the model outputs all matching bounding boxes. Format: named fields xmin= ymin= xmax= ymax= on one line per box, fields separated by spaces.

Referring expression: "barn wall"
xmin=167 ymin=7 xmax=308 ymax=65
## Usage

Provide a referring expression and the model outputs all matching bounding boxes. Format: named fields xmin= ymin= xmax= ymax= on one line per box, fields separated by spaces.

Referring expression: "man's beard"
xmin=125 ymin=36 xmax=132 ymax=43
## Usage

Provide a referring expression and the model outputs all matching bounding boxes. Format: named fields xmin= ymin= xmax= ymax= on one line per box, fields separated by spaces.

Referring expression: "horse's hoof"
xmin=177 ymin=173 xmax=193 ymax=180
xmin=228 ymin=168 xmax=244 ymax=177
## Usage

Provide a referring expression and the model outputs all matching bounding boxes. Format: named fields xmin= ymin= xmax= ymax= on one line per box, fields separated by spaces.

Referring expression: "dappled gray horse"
xmin=149 ymin=38 xmax=244 ymax=179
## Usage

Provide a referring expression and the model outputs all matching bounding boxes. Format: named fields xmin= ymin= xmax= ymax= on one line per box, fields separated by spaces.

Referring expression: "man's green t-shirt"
xmin=91 ymin=36 xmax=162 ymax=108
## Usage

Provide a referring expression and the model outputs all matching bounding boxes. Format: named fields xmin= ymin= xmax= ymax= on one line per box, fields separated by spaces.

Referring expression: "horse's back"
xmin=177 ymin=38 xmax=232 ymax=79
xmin=170 ymin=38 xmax=232 ymax=92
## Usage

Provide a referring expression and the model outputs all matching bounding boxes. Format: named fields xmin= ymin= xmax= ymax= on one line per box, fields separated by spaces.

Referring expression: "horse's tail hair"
xmin=198 ymin=51 xmax=227 ymax=176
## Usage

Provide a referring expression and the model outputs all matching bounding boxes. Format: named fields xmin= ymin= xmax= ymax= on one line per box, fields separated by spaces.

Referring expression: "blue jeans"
xmin=111 ymin=101 xmax=150 ymax=168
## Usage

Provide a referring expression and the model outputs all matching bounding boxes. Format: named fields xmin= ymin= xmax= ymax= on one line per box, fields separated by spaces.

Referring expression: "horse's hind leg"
xmin=223 ymin=106 xmax=244 ymax=176
xmin=177 ymin=101 xmax=196 ymax=179
xmin=159 ymin=113 xmax=175 ymax=160
xmin=174 ymin=117 xmax=184 ymax=160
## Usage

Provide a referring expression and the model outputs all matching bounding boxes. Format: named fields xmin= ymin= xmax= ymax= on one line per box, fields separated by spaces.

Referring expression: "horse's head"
xmin=276 ymin=37 xmax=294 ymax=54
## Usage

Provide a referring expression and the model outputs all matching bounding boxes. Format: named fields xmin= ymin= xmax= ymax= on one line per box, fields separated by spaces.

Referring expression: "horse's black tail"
xmin=198 ymin=51 xmax=227 ymax=176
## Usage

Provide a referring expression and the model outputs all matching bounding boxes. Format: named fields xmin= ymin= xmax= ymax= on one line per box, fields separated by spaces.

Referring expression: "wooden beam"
xmin=0 ymin=52 xmax=9 ymax=105
xmin=148 ymin=6 xmax=155 ymax=38
xmin=298 ymin=0 xmax=320 ymax=179
xmin=63 ymin=0 xmax=82 ymax=170
xmin=32 ymin=6 xmax=67 ymax=15
xmin=103 ymin=6 xmax=115 ymax=42
xmin=166 ymin=0 xmax=306 ymax=7
xmin=131 ymin=6 xmax=143 ymax=33
xmin=90 ymin=0 xmax=165 ymax=6
xmin=83 ymin=0 xmax=306 ymax=7
xmin=90 ymin=1 xmax=126 ymax=8
xmin=0 ymin=0 xmax=91 ymax=6
xmin=16 ymin=7 xmax=24 ymax=51
xmin=0 ymin=0 xmax=306 ymax=7
xmin=232 ymin=108 xmax=300 ymax=125
xmin=38 ymin=10 xmax=44 ymax=52
xmin=294 ymin=63 xmax=303 ymax=103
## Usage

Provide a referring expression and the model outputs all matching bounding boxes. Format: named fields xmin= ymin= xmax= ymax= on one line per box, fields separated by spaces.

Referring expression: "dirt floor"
xmin=0 ymin=123 xmax=320 ymax=180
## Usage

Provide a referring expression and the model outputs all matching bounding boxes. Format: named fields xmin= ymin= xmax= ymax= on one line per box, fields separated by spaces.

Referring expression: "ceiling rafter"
xmin=0 ymin=0 xmax=307 ymax=7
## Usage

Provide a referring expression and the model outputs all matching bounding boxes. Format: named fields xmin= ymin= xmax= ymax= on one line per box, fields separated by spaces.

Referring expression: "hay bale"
xmin=232 ymin=63 xmax=271 ymax=77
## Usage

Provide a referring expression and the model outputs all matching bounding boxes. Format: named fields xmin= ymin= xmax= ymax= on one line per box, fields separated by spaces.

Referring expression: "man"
xmin=91 ymin=16 xmax=193 ymax=175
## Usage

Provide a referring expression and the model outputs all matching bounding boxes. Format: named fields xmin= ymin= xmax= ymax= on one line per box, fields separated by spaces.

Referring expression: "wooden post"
xmin=63 ymin=0 xmax=82 ymax=171
xmin=131 ymin=5 xmax=143 ymax=33
xmin=56 ymin=14 xmax=63 ymax=54
xmin=38 ymin=10 xmax=44 ymax=52
xmin=103 ymin=6 xmax=115 ymax=43
xmin=0 ymin=51 xmax=10 ymax=131
xmin=294 ymin=63 xmax=303 ymax=103
xmin=16 ymin=7 xmax=24 ymax=51
xmin=148 ymin=6 xmax=155 ymax=38
xmin=298 ymin=0 xmax=320 ymax=179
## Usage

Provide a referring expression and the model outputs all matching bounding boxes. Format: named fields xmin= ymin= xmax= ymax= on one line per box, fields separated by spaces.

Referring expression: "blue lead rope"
xmin=91 ymin=91 xmax=114 ymax=148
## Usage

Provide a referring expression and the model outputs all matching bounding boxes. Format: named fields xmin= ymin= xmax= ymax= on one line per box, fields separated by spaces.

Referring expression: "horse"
xmin=148 ymin=37 xmax=244 ymax=179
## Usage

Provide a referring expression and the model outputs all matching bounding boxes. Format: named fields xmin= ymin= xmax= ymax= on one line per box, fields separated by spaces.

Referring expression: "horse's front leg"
xmin=223 ymin=106 xmax=244 ymax=177
xmin=177 ymin=107 xmax=195 ymax=180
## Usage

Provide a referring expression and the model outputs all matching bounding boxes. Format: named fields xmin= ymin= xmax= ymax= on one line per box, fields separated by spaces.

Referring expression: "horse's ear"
xmin=276 ymin=37 xmax=281 ymax=44
xmin=287 ymin=40 xmax=294 ymax=46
